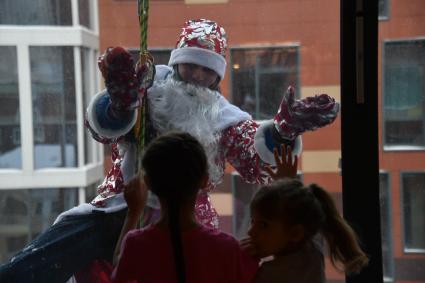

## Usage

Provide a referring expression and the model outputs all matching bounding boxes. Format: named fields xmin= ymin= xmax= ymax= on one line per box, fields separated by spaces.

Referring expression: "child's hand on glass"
xmin=265 ymin=144 xmax=298 ymax=180
xmin=124 ymin=176 xmax=147 ymax=218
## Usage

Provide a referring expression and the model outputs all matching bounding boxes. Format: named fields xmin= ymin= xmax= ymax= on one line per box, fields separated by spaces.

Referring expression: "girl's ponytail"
xmin=309 ymin=184 xmax=369 ymax=274
xmin=168 ymin=198 xmax=185 ymax=283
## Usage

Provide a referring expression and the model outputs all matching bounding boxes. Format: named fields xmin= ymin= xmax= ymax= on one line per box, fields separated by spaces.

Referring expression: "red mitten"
xmin=274 ymin=86 xmax=339 ymax=141
xmin=98 ymin=47 xmax=138 ymax=112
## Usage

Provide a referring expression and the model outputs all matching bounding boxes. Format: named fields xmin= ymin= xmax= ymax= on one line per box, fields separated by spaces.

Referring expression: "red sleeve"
xmin=221 ymin=120 xmax=273 ymax=185
xmin=111 ymin=232 xmax=140 ymax=283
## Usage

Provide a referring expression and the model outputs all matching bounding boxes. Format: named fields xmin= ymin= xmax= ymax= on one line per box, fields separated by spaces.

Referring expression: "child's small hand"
xmin=124 ymin=176 xmax=147 ymax=218
xmin=265 ymin=144 xmax=298 ymax=180
xmin=240 ymin=237 xmax=259 ymax=259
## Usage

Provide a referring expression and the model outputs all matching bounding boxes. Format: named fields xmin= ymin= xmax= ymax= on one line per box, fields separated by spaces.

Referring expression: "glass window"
xmin=81 ymin=48 xmax=94 ymax=165
xmin=380 ymin=173 xmax=394 ymax=281
xmin=379 ymin=0 xmax=389 ymax=20
xmin=0 ymin=0 xmax=72 ymax=26
xmin=0 ymin=188 xmax=78 ymax=262
xmin=230 ymin=47 xmax=299 ymax=120
xmin=0 ymin=46 xmax=21 ymax=169
xmin=231 ymin=172 xmax=259 ymax=239
xmin=402 ymin=172 xmax=425 ymax=251
xmin=383 ymin=40 xmax=425 ymax=148
xmin=30 ymin=46 xmax=78 ymax=169
xmin=78 ymin=0 xmax=92 ymax=29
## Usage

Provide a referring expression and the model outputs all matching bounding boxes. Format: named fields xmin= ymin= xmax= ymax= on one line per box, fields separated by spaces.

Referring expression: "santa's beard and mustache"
xmin=148 ymin=78 xmax=223 ymax=185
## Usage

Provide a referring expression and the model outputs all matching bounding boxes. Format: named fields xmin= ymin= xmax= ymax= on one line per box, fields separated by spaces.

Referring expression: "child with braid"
xmin=241 ymin=146 xmax=369 ymax=283
xmin=112 ymin=132 xmax=258 ymax=283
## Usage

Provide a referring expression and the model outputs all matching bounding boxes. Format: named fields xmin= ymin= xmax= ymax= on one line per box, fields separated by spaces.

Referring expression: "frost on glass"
xmin=0 ymin=188 xmax=78 ymax=262
xmin=0 ymin=0 xmax=72 ymax=26
xmin=384 ymin=41 xmax=425 ymax=148
xmin=0 ymin=47 xmax=21 ymax=169
xmin=231 ymin=47 xmax=299 ymax=120
xmin=30 ymin=46 xmax=78 ymax=169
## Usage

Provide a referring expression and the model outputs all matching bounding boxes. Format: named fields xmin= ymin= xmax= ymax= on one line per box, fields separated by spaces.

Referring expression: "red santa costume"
xmin=79 ymin=19 xmax=317 ymax=229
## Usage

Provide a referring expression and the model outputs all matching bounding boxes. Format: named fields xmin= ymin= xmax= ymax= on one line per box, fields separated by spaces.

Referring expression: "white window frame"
xmin=0 ymin=0 xmax=103 ymax=204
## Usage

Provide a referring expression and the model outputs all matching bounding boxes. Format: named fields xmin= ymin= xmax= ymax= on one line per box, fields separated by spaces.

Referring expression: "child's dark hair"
xmin=251 ymin=178 xmax=369 ymax=274
xmin=142 ymin=132 xmax=208 ymax=283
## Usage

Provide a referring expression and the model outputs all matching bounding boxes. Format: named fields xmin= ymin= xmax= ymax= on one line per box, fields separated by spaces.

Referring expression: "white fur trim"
xmin=53 ymin=193 xmax=127 ymax=224
xmin=168 ymin=47 xmax=227 ymax=79
xmin=254 ymin=120 xmax=302 ymax=166
xmin=86 ymin=90 xmax=138 ymax=139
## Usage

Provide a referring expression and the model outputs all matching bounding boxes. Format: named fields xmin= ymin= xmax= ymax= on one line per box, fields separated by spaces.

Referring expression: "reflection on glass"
xmin=0 ymin=188 xmax=78 ymax=262
xmin=78 ymin=0 xmax=91 ymax=29
xmin=0 ymin=47 xmax=21 ymax=169
xmin=30 ymin=46 xmax=78 ymax=169
xmin=81 ymin=47 xmax=94 ymax=165
xmin=231 ymin=47 xmax=299 ymax=120
xmin=383 ymin=40 xmax=425 ymax=148
xmin=402 ymin=173 xmax=425 ymax=251
xmin=0 ymin=0 xmax=72 ymax=26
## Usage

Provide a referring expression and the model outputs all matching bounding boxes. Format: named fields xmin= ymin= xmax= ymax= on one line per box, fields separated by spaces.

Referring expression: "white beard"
xmin=148 ymin=79 xmax=223 ymax=184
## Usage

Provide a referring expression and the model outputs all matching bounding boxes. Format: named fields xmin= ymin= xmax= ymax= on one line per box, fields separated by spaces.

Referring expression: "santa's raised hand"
xmin=274 ymin=86 xmax=340 ymax=141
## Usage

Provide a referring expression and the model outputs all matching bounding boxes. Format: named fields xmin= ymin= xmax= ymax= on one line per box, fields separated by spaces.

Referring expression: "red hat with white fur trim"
xmin=168 ymin=19 xmax=227 ymax=80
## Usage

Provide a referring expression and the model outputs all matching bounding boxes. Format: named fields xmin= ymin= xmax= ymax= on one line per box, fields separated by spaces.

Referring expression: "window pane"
xmin=231 ymin=47 xmax=299 ymax=120
xmin=379 ymin=0 xmax=389 ymax=19
xmin=81 ymin=48 xmax=94 ymax=165
xmin=78 ymin=0 xmax=92 ymax=29
xmin=383 ymin=41 xmax=425 ymax=147
xmin=380 ymin=173 xmax=394 ymax=281
xmin=30 ymin=46 xmax=78 ymax=169
xmin=402 ymin=173 xmax=425 ymax=250
xmin=0 ymin=47 xmax=21 ymax=169
xmin=0 ymin=188 xmax=78 ymax=262
xmin=0 ymin=0 xmax=72 ymax=26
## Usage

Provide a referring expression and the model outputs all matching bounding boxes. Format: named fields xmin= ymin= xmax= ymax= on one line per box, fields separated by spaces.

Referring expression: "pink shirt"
xmin=112 ymin=224 xmax=258 ymax=283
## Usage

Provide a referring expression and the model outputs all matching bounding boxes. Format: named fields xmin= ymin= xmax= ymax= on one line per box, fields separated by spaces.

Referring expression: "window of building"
xmin=401 ymin=172 xmax=425 ymax=252
xmin=379 ymin=0 xmax=390 ymax=20
xmin=30 ymin=46 xmax=78 ymax=169
xmin=0 ymin=0 xmax=102 ymax=261
xmin=78 ymin=0 xmax=94 ymax=30
xmin=0 ymin=46 xmax=21 ymax=169
xmin=380 ymin=172 xmax=394 ymax=281
xmin=0 ymin=0 xmax=72 ymax=26
xmin=383 ymin=40 xmax=425 ymax=149
xmin=230 ymin=46 xmax=299 ymax=120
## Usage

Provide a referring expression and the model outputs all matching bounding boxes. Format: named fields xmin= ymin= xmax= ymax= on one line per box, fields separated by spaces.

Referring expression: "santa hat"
xmin=168 ymin=19 xmax=227 ymax=80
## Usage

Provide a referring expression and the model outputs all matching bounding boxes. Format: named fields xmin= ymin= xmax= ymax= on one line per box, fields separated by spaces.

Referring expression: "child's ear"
xmin=289 ymin=224 xmax=305 ymax=243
